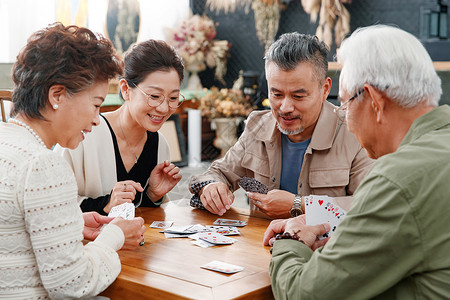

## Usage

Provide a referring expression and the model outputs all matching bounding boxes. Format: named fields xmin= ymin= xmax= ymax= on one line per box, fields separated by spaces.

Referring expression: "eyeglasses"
xmin=333 ymin=89 xmax=365 ymax=121
xmin=131 ymin=82 xmax=185 ymax=109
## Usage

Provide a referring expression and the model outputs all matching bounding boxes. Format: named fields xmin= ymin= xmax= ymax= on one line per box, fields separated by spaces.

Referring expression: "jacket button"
xmin=270 ymin=143 xmax=274 ymax=147
xmin=272 ymin=177 xmax=276 ymax=182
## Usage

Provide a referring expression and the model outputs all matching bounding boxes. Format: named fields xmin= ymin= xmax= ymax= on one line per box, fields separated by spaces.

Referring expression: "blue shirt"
xmin=280 ymin=134 xmax=311 ymax=194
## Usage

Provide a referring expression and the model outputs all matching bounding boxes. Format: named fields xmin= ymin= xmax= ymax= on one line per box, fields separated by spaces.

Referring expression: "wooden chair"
xmin=0 ymin=90 xmax=12 ymax=122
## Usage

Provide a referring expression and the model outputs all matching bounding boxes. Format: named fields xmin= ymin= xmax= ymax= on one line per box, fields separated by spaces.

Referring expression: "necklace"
xmin=118 ymin=113 xmax=139 ymax=164
xmin=9 ymin=118 xmax=47 ymax=148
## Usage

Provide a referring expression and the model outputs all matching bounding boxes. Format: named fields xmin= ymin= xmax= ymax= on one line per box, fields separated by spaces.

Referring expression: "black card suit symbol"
xmin=332 ymin=226 xmax=336 ymax=232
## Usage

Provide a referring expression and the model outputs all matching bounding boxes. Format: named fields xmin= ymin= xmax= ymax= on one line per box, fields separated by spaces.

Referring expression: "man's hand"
xmin=147 ymin=160 xmax=182 ymax=201
xmin=83 ymin=212 xmax=114 ymax=241
xmin=247 ymin=189 xmax=294 ymax=219
xmin=263 ymin=218 xmax=289 ymax=246
xmin=263 ymin=215 xmax=330 ymax=251
xmin=199 ymin=182 xmax=234 ymax=215
xmin=105 ymin=180 xmax=143 ymax=213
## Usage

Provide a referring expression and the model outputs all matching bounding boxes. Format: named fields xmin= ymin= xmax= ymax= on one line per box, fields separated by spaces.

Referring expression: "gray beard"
xmin=277 ymin=123 xmax=305 ymax=135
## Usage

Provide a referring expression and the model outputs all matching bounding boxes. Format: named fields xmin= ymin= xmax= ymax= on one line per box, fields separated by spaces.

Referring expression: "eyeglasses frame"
xmin=130 ymin=82 xmax=185 ymax=109
xmin=333 ymin=88 xmax=365 ymax=117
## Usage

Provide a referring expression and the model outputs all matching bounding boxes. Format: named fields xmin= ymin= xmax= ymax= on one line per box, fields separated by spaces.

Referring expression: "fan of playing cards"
xmin=305 ymin=195 xmax=347 ymax=239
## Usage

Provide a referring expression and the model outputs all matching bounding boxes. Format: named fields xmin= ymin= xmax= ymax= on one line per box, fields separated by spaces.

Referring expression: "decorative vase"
xmin=186 ymin=60 xmax=206 ymax=90
xmin=211 ymin=117 xmax=241 ymax=157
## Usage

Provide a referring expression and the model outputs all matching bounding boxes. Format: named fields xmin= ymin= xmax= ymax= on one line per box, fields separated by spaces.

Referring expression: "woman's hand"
xmin=147 ymin=160 xmax=182 ymax=201
xmin=110 ymin=217 xmax=146 ymax=250
xmin=104 ymin=180 xmax=144 ymax=213
xmin=83 ymin=212 xmax=114 ymax=241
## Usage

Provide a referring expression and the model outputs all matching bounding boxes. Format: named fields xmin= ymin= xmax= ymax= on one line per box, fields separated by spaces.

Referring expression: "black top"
xmin=80 ymin=115 xmax=160 ymax=215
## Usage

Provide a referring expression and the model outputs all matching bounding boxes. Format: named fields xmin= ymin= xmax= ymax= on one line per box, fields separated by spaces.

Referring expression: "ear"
xmin=365 ymin=84 xmax=385 ymax=124
xmin=321 ymin=77 xmax=332 ymax=102
xmin=119 ymin=78 xmax=131 ymax=101
xmin=48 ymin=85 xmax=66 ymax=107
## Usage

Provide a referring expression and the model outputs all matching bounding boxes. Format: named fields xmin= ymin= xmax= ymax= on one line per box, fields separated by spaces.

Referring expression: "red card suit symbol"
xmin=318 ymin=200 xmax=323 ymax=206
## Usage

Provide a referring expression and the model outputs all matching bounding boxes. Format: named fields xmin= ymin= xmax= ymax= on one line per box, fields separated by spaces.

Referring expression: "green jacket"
xmin=270 ymin=105 xmax=450 ymax=299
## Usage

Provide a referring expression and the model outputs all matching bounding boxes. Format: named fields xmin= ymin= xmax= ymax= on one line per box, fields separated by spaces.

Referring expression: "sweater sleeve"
xmin=21 ymin=152 xmax=123 ymax=299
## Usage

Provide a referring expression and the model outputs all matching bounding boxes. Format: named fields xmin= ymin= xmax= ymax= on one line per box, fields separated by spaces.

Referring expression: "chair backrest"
xmin=0 ymin=90 xmax=12 ymax=122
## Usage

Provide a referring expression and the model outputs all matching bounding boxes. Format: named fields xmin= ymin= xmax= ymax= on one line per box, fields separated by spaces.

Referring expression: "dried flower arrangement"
xmin=301 ymin=0 xmax=351 ymax=47
xmin=166 ymin=14 xmax=230 ymax=84
xmin=194 ymin=87 xmax=254 ymax=120
xmin=206 ymin=0 xmax=351 ymax=50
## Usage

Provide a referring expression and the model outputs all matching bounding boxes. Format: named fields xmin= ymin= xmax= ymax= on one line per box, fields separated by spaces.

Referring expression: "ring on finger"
xmin=122 ymin=183 xmax=127 ymax=192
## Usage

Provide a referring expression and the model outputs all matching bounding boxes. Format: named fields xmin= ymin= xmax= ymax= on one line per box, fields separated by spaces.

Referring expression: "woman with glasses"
xmin=55 ymin=39 xmax=184 ymax=214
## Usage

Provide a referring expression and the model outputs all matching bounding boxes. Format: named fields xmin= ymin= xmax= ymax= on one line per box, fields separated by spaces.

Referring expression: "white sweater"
xmin=0 ymin=122 xmax=124 ymax=299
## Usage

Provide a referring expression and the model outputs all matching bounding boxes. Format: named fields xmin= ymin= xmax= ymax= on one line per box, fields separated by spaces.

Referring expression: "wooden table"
xmin=100 ymin=201 xmax=274 ymax=299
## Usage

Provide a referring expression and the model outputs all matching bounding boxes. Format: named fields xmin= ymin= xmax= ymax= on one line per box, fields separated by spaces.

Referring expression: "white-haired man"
xmin=264 ymin=24 xmax=450 ymax=299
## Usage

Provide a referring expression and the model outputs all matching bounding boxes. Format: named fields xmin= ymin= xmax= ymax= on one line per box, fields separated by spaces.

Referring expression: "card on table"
xmin=213 ymin=218 xmax=247 ymax=227
xmin=197 ymin=232 xmax=238 ymax=245
xmin=201 ymin=260 xmax=244 ymax=274
xmin=191 ymin=239 xmax=215 ymax=248
xmin=163 ymin=224 xmax=205 ymax=234
xmin=205 ymin=225 xmax=240 ymax=236
xmin=305 ymin=195 xmax=346 ymax=240
xmin=108 ymin=202 xmax=135 ymax=220
xmin=238 ymin=177 xmax=269 ymax=194
xmin=150 ymin=221 xmax=174 ymax=229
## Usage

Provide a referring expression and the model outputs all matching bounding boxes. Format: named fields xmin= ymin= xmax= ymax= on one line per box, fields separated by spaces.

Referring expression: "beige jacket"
xmin=189 ymin=101 xmax=373 ymax=214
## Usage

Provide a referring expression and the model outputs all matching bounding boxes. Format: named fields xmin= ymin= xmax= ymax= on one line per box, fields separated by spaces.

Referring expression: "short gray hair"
xmin=337 ymin=25 xmax=442 ymax=108
xmin=264 ymin=32 xmax=329 ymax=83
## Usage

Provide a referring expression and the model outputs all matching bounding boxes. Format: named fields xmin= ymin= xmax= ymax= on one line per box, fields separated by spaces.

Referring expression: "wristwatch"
xmin=290 ymin=195 xmax=303 ymax=217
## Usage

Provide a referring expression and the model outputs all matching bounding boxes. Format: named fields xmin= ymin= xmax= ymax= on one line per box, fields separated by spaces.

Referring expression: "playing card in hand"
xmin=238 ymin=177 xmax=269 ymax=194
xmin=305 ymin=195 xmax=346 ymax=240
xmin=108 ymin=202 xmax=135 ymax=220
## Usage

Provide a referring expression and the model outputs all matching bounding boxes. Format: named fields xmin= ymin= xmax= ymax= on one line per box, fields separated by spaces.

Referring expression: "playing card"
xmin=196 ymin=232 xmax=237 ymax=245
xmin=201 ymin=260 xmax=244 ymax=274
xmin=213 ymin=218 xmax=247 ymax=227
xmin=150 ymin=221 xmax=173 ymax=229
xmin=305 ymin=195 xmax=346 ymax=240
xmin=238 ymin=177 xmax=269 ymax=194
xmin=191 ymin=239 xmax=215 ymax=248
xmin=205 ymin=225 xmax=240 ymax=236
xmin=164 ymin=232 xmax=192 ymax=238
xmin=108 ymin=202 xmax=135 ymax=220
xmin=164 ymin=224 xmax=205 ymax=234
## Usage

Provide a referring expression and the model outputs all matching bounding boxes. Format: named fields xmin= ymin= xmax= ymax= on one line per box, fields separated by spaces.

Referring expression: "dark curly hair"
xmin=11 ymin=22 xmax=123 ymax=119
xmin=120 ymin=39 xmax=184 ymax=99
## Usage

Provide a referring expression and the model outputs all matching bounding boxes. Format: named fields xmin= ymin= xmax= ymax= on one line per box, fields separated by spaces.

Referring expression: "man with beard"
xmin=189 ymin=32 xmax=373 ymax=219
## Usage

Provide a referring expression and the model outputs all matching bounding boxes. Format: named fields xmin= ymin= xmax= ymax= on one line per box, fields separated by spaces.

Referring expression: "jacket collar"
xmin=256 ymin=101 xmax=340 ymax=151
xmin=400 ymin=105 xmax=450 ymax=146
